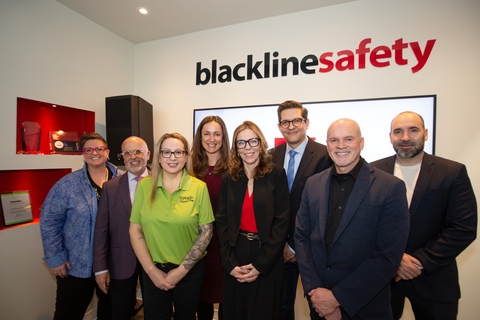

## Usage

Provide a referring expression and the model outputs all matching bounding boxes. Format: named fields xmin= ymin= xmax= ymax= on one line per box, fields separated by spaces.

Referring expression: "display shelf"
xmin=0 ymin=168 xmax=71 ymax=230
xmin=16 ymin=97 xmax=95 ymax=155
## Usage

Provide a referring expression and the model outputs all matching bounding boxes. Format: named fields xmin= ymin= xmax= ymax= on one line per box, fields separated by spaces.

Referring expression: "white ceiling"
xmin=56 ymin=0 xmax=355 ymax=44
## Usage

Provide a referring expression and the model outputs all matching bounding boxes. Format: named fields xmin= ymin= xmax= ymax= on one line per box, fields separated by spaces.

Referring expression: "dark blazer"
xmin=371 ymin=153 xmax=477 ymax=301
xmin=270 ymin=138 xmax=332 ymax=250
xmin=216 ymin=166 xmax=290 ymax=275
xmin=295 ymin=161 xmax=410 ymax=319
xmin=93 ymin=173 xmax=137 ymax=280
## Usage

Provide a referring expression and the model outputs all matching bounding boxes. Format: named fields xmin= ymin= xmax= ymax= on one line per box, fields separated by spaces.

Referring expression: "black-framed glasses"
xmin=83 ymin=146 xmax=107 ymax=154
xmin=117 ymin=149 xmax=146 ymax=160
xmin=279 ymin=118 xmax=306 ymax=128
xmin=160 ymin=150 xmax=186 ymax=158
xmin=235 ymin=138 xmax=261 ymax=149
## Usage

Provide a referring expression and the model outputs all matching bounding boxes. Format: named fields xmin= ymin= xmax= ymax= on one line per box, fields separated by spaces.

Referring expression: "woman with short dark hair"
xmin=41 ymin=132 xmax=121 ymax=320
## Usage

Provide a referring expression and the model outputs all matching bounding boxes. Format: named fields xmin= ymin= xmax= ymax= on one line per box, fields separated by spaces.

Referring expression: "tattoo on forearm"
xmin=137 ymin=236 xmax=144 ymax=240
xmin=182 ymin=223 xmax=213 ymax=271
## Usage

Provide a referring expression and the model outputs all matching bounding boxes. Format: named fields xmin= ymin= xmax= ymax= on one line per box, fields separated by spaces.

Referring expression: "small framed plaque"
xmin=1 ymin=191 xmax=34 ymax=226
xmin=49 ymin=131 xmax=82 ymax=154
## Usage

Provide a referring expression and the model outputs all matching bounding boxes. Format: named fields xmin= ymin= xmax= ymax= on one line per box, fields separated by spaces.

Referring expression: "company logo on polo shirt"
xmin=196 ymin=38 xmax=436 ymax=85
xmin=179 ymin=196 xmax=194 ymax=203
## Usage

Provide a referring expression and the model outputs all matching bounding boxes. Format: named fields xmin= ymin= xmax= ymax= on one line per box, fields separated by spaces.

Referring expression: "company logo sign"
xmin=196 ymin=38 xmax=436 ymax=85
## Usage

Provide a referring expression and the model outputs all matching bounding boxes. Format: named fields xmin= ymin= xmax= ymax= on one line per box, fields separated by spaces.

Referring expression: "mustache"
xmin=127 ymin=159 xmax=143 ymax=164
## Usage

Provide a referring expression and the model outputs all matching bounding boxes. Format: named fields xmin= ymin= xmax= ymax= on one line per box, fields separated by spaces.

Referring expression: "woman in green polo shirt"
xmin=129 ymin=132 xmax=214 ymax=320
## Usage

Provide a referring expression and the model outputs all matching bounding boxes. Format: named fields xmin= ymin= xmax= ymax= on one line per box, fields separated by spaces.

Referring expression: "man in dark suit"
xmin=270 ymin=100 xmax=332 ymax=320
xmin=295 ymin=118 xmax=410 ymax=320
xmin=371 ymin=111 xmax=477 ymax=320
xmin=93 ymin=136 xmax=150 ymax=320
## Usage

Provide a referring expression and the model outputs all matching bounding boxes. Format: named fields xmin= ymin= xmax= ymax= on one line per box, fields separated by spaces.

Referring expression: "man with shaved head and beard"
xmin=372 ymin=112 xmax=477 ymax=320
xmin=295 ymin=119 xmax=410 ymax=320
xmin=93 ymin=136 xmax=150 ymax=319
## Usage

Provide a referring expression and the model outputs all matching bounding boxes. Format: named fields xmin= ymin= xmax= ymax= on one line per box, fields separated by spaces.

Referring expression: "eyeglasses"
xmin=83 ymin=146 xmax=107 ymax=154
xmin=279 ymin=118 xmax=306 ymax=128
xmin=160 ymin=150 xmax=186 ymax=158
xmin=235 ymin=138 xmax=261 ymax=149
xmin=117 ymin=149 xmax=146 ymax=159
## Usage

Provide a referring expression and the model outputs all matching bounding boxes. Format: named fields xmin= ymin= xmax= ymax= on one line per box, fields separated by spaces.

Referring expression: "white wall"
xmin=0 ymin=0 xmax=134 ymax=318
xmin=134 ymin=0 xmax=480 ymax=319
xmin=1 ymin=0 xmax=479 ymax=319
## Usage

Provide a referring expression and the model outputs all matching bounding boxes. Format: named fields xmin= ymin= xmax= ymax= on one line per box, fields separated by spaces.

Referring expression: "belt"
xmin=157 ymin=262 xmax=179 ymax=268
xmin=239 ymin=231 xmax=261 ymax=248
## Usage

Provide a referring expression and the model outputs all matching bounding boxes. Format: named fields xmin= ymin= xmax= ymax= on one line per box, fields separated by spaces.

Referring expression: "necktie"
xmin=287 ymin=150 xmax=297 ymax=192
xmin=134 ymin=176 xmax=142 ymax=191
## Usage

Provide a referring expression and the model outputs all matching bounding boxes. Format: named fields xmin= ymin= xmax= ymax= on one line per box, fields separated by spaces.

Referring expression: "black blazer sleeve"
xmin=410 ymin=163 xmax=477 ymax=274
xmin=216 ymin=172 xmax=242 ymax=274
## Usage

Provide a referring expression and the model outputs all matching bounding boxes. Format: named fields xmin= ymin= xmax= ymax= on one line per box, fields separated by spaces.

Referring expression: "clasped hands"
xmin=309 ymin=288 xmax=342 ymax=320
xmin=230 ymin=263 xmax=260 ymax=283
xmin=149 ymin=265 xmax=188 ymax=291
xmin=394 ymin=253 xmax=423 ymax=282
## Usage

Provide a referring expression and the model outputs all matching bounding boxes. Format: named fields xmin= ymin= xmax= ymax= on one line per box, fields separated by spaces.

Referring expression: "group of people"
xmin=40 ymin=100 xmax=477 ymax=320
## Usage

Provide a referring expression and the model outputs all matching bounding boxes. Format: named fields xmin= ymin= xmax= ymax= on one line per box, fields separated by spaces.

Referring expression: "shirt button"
xmin=326 ymin=265 xmax=331 ymax=270
xmin=338 ymin=206 xmax=342 ymax=210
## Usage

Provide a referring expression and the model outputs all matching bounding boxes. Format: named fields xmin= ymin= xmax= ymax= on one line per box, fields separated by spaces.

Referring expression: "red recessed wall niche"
xmin=0 ymin=168 xmax=72 ymax=230
xmin=16 ymin=97 xmax=95 ymax=155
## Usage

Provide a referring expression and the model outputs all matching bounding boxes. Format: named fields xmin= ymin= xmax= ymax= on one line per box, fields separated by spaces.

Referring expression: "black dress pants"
xmin=109 ymin=262 xmax=144 ymax=320
xmin=53 ymin=274 xmax=111 ymax=320
xmin=142 ymin=258 xmax=204 ymax=320
xmin=391 ymin=280 xmax=458 ymax=320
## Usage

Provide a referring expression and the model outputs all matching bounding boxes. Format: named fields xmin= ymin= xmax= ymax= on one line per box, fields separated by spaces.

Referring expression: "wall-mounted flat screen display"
xmin=194 ymin=95 xmax=435 ymax=163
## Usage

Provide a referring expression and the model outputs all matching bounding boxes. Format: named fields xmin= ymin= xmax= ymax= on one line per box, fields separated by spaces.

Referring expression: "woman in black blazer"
xmin=216 ymin=121 xmax=290 ymax=320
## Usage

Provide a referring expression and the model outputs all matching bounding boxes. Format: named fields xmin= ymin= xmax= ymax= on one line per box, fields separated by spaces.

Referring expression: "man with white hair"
xmin=93 ymin=136 xmax=150 ymax=319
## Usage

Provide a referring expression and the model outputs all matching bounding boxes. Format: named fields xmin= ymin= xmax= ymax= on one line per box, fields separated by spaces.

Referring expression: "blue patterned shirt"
xmin=40 ymin=163 xmax=121 ymax=278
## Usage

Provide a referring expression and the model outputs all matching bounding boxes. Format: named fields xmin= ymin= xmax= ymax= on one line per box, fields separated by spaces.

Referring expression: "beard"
xmin=394 ymin=140 xmax=424 ymax=159
xmin=125 ymin=159 xmax=146 ymax=174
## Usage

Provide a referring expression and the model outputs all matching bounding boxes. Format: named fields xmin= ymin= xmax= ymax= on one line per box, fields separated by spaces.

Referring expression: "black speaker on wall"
xmin=105 ymin=95 xmax=154 ymax=166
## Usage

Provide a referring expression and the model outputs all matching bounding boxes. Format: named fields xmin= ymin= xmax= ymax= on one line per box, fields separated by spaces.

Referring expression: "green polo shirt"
xmin=130 ymin=169 xmax=214 ymax=265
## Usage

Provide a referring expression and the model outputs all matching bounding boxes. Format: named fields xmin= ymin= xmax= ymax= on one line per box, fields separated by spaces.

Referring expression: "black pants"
xmin=110 ymin=261 xmax=144 ymax=320
xmin=143 ymin=259 xmax=204 ymax=320
xmin=197 ymin=301 xmax=223 ymax=320
xmin=53 ymin=274 xmax=111 ymax=320
xmin=391 ymin=280 xmax=458 ymax=320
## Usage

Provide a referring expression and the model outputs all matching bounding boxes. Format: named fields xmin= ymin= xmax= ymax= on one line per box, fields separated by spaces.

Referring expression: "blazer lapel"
xmin=119 ymin=173 xmax=132 ymax=213
xmin=332 ymin=162 xmax=374 ymax=246
xmin=272 ymin=144 xmax=286 ymax=167
xmin=409 ymin=154 xmax=435 ymax=218
xmin=292 ymin=140 xmax=314 ymax=193
xmin=233 ymin=175 xmax=248 ymax=231
xmin=318 ymin=168 xmax=333 ymax=251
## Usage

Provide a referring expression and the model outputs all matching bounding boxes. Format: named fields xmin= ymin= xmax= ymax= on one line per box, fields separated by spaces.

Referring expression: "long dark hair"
xmin=191 ymin=116 xmax=230 ymax=179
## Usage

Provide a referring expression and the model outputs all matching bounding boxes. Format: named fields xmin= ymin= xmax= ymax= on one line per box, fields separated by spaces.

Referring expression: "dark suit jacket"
xmin=93 ymin=173 xmax=137 ymax=280
xmin=295 ymin=161 xmax=410 ymax=319
xmin=270 ymin=138 xmax=332 ymax=250
xmin=216 ymin=166 xmax=290 ymax=275
xmin=372 ymin=153 xmax=477 ymax=301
